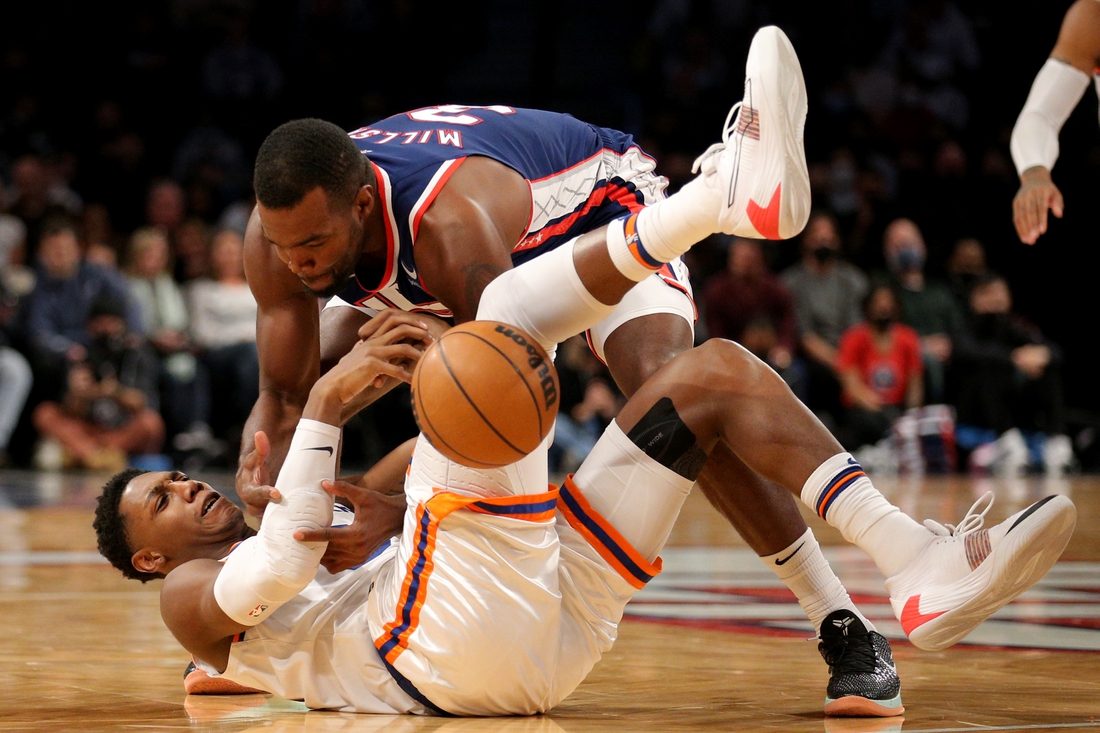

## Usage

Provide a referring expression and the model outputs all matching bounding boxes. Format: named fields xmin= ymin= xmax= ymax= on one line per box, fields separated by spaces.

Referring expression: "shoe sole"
xmin=736 ymin=26 xmax=810 ymax=240
xmin=907 ymin=496 xmax=1076 ymax=651
xmin=825 ymin=694 xmax=904 ymax=718
xmin=184 ymin=669 xmax=264 ymax=695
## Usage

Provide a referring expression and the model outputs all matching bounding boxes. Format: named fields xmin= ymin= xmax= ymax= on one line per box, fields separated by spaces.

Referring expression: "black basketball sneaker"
xmin=818 ymin=609 xmax=904 ymax=717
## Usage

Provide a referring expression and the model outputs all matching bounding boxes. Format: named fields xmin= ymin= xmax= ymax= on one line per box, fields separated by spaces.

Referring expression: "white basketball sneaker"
xmin=690 ymin=25 xmax=811 ymax=240
xmin=885 ymin=492 xmax=1076 ymax=651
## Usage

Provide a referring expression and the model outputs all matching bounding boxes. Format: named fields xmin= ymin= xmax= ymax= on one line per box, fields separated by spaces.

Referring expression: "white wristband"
xmin=1010 ymin=58 xmax=1090 ymax=176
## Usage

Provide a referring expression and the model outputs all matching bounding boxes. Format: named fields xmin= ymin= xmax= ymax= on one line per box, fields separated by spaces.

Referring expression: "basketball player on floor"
xmin=233 ymin=26 xmax=894 ymax=708
xmin=1011 ymin=0 xmax=1100 ymax=244
xmin=93 ymin=211 xmax=1076 ymax=715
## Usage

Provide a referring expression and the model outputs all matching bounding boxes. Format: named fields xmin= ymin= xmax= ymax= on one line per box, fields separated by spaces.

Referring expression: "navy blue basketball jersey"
xmin=333 ymin=105 xmax=681 ymax=318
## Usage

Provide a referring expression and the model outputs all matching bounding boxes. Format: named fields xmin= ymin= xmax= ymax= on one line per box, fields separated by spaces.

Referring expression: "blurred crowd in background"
xmin=1 ymin=0 xmax=1098 ymax=476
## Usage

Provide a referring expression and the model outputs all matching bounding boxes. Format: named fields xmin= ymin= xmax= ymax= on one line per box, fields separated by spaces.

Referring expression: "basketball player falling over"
xmin=94 ymin=112 xmax=1077 ymax=718
xmin=1011 ymin=0 xmax=1100 ymax=244
xmin=236 ymin=26 xmax=894 ymax=708
xmin=94 ymin=305 xmax=1075 ymax=716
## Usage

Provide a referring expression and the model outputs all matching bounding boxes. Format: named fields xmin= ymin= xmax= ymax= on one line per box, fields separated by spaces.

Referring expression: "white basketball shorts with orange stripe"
xmin=365 ymin=433 xmax=665 ymax=716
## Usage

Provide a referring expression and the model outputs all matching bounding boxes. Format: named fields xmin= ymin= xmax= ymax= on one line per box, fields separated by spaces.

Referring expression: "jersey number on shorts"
xmin=406 ymin=105 xmax=517 ymax=126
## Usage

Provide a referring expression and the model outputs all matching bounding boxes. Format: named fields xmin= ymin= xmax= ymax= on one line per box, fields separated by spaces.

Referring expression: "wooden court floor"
xmin=1 ymin=470 xmax=1098 ymax=732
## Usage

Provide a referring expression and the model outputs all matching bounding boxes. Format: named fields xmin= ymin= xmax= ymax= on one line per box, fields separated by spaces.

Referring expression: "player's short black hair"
xmin=94 ymin=467 xmax=158 ymax=582
xmin=253 ymin=118 xmax=372 ymax=210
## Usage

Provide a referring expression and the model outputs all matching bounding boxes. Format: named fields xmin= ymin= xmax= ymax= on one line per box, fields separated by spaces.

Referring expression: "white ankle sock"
xmin=762 ymin=528 xmax=875 ymax=633
xmin=607 ymin=179 xmax=718 ymax=281
xmin=800 ymin=453 xmax=932 ymax=578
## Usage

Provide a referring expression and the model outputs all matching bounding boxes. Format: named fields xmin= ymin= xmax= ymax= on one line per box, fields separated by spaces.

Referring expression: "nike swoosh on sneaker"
xmin=746 ymin=183 xmax=782 ymax=239
xmin=1007 ymin=495 xmax=1057 ymax=534
xmin=899 ymin=594 xmax=946 ymax=636
xmin=305 ymin=446 xmax=334 ymax=456
xmin=775 ymin=541 xmax=805 ymax=566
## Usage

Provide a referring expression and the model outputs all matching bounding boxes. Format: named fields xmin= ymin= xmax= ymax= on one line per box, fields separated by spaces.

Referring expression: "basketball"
xmin=410 ymin=321 xmax=559 ymax=468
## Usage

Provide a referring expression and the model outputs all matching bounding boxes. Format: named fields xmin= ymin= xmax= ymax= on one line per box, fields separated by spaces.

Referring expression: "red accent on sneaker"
xmin=746 ymin=183 xmax=782 ymax=239
xmin=899 ymin=595 xmax=946 ymax=636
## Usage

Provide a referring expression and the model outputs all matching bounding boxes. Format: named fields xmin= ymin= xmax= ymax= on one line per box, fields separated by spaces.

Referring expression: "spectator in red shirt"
xmin=703 ymin=238 xmax=805 ymax=399
xmin=835 ymin=285 xmax=924 ymax=449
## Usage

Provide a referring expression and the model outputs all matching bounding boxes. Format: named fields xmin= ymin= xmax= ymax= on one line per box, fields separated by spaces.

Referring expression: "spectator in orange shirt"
xmin=835 ymin=285 xmax=924 ymax=450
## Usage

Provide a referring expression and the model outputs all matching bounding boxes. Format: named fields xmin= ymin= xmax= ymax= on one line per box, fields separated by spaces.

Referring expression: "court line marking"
xmin=909 ymin=723 xmax=1100 ymax=732
xmin=0 ymin=591 xmax=155 ymax=602
xmin=0 ymin=550 xmax=107 ymax=565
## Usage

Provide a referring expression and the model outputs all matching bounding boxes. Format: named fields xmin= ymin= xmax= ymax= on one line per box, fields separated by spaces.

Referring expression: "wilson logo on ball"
xmin=411 ymin=321 xmax=560 ymax=468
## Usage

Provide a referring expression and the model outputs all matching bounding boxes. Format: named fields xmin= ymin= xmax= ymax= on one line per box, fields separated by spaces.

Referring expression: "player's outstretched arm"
xmin=160 ymin=336 xmax=423 ymax=672
xmin=1011 ymin=0 xmax=1100 ymax=244
xmin=238 ymin=208 xmax=323 ymax=516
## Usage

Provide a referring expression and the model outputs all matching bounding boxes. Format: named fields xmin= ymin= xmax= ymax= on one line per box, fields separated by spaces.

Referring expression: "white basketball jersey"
xmin=198 ymin=508 xmax=423 ymax=714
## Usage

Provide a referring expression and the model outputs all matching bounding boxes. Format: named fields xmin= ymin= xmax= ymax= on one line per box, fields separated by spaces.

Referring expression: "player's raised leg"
xmin=478 ymin=25 xmax=811 ymax=345
xmin=600 ymin=302 xmax=895 ymax=717
xmin=559 ymin=338 xmax=900 ymax=717
xmin=644 ymin=339 xmax=1076 ymax=654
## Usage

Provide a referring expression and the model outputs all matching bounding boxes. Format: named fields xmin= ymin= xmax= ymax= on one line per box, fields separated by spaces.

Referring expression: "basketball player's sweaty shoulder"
xmin=413 ymin=156 xmax=532 ymax=323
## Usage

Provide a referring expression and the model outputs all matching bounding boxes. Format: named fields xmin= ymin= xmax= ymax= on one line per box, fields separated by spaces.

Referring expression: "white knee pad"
xmin=214 ymin=419 xmax=339 ymax=626
xmin=476 ymin=239 xmax=615 ymax=355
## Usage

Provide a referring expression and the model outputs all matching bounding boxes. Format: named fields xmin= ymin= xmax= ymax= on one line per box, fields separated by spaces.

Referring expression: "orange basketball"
xmin=410 ymin=321 xmax=559 ymax=468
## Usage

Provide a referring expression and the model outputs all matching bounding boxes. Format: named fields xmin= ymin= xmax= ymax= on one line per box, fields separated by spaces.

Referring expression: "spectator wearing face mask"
xmin=953 ymin=273 xmax=1072 ymax=476
xmin=945 ymin=237 xmax=989 ymax=311
xmin=835 ymin=284 xmax=924 ymax=450
xmin=781 ymin=210 xmax=869 ymax=424
xmin=881 ymin=218 xmax=963 ymax=404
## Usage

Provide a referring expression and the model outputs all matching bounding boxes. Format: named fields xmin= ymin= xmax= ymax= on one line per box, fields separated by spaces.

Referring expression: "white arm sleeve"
xmin=1010 ymin=58 xmax=1091 ymax=176
xmin=213 ymin=419 xmax=339 ymax=626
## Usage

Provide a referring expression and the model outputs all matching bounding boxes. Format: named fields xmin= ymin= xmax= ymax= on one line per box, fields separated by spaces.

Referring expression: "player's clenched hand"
xmin=319 ymin=336 xmax=424 ymax=405
xmin=358 ymin=309 xmax=450 ymax=347
xmin=235 ymin=430 xmax=282 ymax=518
xmin=294 ymin=480 xmax=406 ymax=573
xmin=1013 ymin=167 xmax=1064 ymax=245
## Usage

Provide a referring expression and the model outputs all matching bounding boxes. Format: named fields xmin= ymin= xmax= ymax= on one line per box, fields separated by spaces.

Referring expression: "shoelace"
xmin=818 ymin=632 xmax=877 ymax=674
xmin=923 ymin=491 xmax=995 ymax=537
xmin=691 ymin=101 xmax=744 ymax=175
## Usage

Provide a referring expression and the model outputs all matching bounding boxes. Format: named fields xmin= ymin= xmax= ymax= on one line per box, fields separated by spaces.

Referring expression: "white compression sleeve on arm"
xmin=213 ymin=419 xmax=339 ymax=625
xmin=1010 ymin=58 xmax=1090 ymax=176
xmin=476 ymin=238 xmax=615 ymax=354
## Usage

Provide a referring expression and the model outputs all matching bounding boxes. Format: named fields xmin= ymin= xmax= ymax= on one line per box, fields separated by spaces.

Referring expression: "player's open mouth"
xmin=201 ymin=493 xmax=221 ymax=517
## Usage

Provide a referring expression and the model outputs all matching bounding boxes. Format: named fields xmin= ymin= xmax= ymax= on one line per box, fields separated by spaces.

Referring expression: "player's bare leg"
xmin=603 ymin=315 xmax=903 ymax=717
xmin=604 ymin=315 xmax=807 ymax=555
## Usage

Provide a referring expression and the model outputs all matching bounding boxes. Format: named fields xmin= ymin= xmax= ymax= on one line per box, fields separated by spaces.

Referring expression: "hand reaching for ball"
xmin=305 ymin=315 xmax=437 ymax=426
